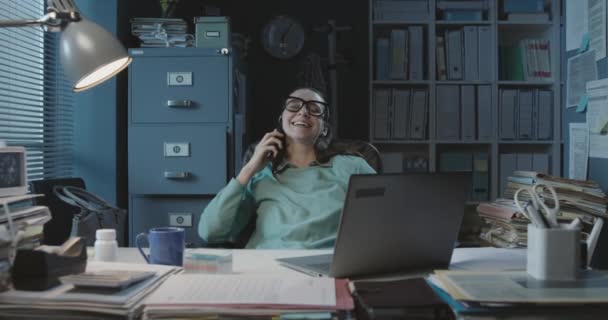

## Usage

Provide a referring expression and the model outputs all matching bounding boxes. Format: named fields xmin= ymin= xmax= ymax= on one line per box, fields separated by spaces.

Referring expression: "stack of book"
xmin=131 ymin=18 xmax=192 ymax=47
xmin=500 ymin=39 xmax=551 ymax=81
xmin=504 ymin=171 xmax=608 ymax=219
xmin=0 ymin=194 xmax=51 ymax=292
xmin=477 ymin=199 xmax=529 ymax=248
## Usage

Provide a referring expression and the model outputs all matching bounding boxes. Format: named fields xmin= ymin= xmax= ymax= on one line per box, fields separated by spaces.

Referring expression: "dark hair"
xmin=272 ymin=87 xmax=334 ymax=173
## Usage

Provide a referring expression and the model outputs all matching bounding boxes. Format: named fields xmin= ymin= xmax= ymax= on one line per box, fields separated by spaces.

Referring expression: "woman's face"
xmin=281 ymin=89 xmax=326 ymax=145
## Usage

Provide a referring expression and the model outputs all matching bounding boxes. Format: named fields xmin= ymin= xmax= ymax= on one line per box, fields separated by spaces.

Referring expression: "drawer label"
xmin=169 ymin=213 xmax=192 ymax=227
xmin=164 ymin=142 xmax=190 ymax=157
xmin=167 ymin=72 xmax=193 ymax=86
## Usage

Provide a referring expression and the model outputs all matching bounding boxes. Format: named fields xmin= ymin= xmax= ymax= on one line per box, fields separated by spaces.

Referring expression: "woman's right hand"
xmin=236 ymin=129 xmax=284 ymax=185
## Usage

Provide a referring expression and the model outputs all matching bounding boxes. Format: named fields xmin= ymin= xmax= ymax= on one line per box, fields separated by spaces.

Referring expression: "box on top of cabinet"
xmin=195 ymin=16 xmax=231 ymax=48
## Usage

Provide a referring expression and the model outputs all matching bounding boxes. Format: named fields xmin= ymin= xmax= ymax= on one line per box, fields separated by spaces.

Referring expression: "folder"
xmin=446 ymin=29 xmax=463 ymax=80
xmin=517 ymin=89 xmax=534 ymax=139
xmin=392 ymin=89 xmax=411 ymax=139
xmin=477 ymin=85 xmax=492 ymax=140
xmin=461 ymin=85 xmax=476 ymax=140
xmin=436 ymin=35 xmax=448 ymax=80
xmin=409 ymin=89 xmax=428 ymax=139
xmin=516 ymin=153 xmax=533 ymax=171
xmin=536 ymin=89 xmax=553 ymax=140
xmin=373 ymin=89 xmax=391 ymax=139
xmin=478 ymin=26 xmax=492 ymax=81
xmin=436 ymin=85 xmax=460 ymax=140
xmin=390 ymin=29 xmax=408 ymax=80
xmin=472 ymin=152 xmax=489 ymax=201
xmin=500 ymin=153 xmax=517 ymax=197
xmin=408 ymin=26 xmax=424 ymax=80
xmin=375 ymin=37 xmax=390 ymax=80
xmin=463 ymin=26 xmax=479 ymax=80
xmin=532 ymin=153 xmax=550 ymax=174
xmin=499 ymin=89 xmax=517 ymax=139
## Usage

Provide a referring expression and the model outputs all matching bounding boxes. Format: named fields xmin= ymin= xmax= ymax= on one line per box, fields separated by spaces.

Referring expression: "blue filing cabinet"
xmin=128 ymin=48 xmax=235 ymax=247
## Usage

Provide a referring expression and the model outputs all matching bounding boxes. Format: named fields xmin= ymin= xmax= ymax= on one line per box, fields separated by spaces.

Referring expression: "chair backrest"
xmin=29 ymin=177 xmax=86 ymax=245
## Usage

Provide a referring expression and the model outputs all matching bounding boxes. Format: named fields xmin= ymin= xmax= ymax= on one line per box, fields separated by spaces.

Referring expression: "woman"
xmin=198 ymin=87 xmax=376 ymax=249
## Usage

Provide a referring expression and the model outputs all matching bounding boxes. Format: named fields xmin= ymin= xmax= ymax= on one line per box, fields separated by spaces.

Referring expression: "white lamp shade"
xmin=59 ymin=17 xmax=131 ymax=92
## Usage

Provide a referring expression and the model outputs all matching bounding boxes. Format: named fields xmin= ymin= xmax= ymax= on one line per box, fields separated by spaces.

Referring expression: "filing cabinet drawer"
xmin=130 ymin=56 xmax=229 ymax=124
xmin=129 ymin=125 xmax=227 ymax=194
xmin=129 ymin=196 xmax=211 ymax=247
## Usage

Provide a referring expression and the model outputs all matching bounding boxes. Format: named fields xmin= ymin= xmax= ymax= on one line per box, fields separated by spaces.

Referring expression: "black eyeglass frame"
xmin=283 ymin=96 xmax=329 ymax=118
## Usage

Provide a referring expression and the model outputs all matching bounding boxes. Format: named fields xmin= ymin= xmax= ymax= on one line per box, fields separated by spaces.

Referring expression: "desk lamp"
xmin=0 ymin=0 xmax=131 ymax=92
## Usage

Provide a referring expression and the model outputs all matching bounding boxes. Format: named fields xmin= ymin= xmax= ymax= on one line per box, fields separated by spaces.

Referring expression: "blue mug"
xmin=136 ymin=227 xmax=185 ymax=266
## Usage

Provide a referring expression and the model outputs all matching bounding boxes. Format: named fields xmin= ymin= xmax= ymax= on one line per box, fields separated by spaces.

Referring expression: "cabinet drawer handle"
xmin=164 ymin=171 xmax=190 ymax=179
xmin=167 ymin=100 xmax=193 ymax=108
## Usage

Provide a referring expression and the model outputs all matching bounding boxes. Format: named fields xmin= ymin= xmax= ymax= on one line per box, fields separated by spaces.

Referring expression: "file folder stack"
xmin=376 ymin=26 xmax=425 ymax=80
xmin=131 ymin=18 xmax=192 ymax=47
xmin=0 ymin=195 xmax=51 ymax=292
xmin=436 ymin=26 xmax=492 ymax=81
xmin=373 ymin=88 xmax=428 ymax=140
xmin=477 ymin=199 xmax=529 ymax=248
xmin=436 ymin=85 xmax=493 ymax=141
xmin=499 ymin=89 xmax=553 ymax=140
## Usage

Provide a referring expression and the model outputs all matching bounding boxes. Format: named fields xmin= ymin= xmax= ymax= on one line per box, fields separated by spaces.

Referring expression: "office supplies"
xmin=373 ymin=89 xmax=391 ymax=139
xmin=183 ymin=250 xmax=233 ymax=273
xmin=477 ymin=85 xmax=492 ymax=140
xmin=527 ymin=223 xmax=581 ymax=280
xmin=436 ymin=35 xmax=448 ymax=80
xmin=500 ymin=89 xmax=517 ymax=139
xmin=390 ymin=29 xmax=408 ymax=80
xmin=513 ymin=183 xmax=560 ymax=228
xmin=517 ymin=90 xmax=535 ymax=139
xmin=391 ymin=89 xmax=410 ymax=139
xmin=463 ymin=26 xmax=479 ymax=80
xmin=446 ymin=29 xmax=463 ymax=80
xmin=436 ymin=85 xmax=460 ymax=140
xmin=477 ymin=26 xmax=492 ymax=81
xmin=375 ymin=37 xmax=390 ymax=80
xmin=587 ymin=217 xmax=604 ymax=265
xmin=0 ymin=146 xmax=27 ymax=197
xmin=136 ymin=227 xmax=185 ymax=266
xmin=194 ymin=16 xmax=230 ymax=48
xmin=59 ymin=270 xmax=156 ymax=289
xmin=276 ymin=173 xmax=471 ymax=278
xmin=408 ymin=26 xmax=424 ymax=80
xmin=461 ymin=85 xmax=476 ymax=140
xmin=409 ymin=89 xmax=428 ymax=139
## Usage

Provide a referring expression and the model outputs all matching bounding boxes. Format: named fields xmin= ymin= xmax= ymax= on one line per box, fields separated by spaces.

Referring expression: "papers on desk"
xmin=0 ymin=261 xmax=179 ymax=319
xmin=142 ymin=274 xmax=353 ymax=319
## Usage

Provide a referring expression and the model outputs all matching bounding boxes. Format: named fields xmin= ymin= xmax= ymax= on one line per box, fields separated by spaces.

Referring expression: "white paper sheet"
xmin=586 ymin=78 xmax=608 ymax=133
xmin=567 ymin=0 xmax=589 ymax=51
xmin=567 ymin=50 xmax=598 ymax=108
xmin=590 ymin=132 xmax=608 ymax=158
xmin=144 ymin=274 xmax=336 ymax=307
xmin=569 ymin=123 xmax=589 ymax=179
xmin=588 ymin=0 xmax=607 ymax=60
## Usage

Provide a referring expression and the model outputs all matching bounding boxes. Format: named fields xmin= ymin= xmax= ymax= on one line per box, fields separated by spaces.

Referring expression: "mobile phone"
xmin=271 ymin=126 xmax=286 ymax=170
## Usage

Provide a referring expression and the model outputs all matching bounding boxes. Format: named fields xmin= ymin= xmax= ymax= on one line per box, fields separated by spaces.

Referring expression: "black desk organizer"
xmin=11 ymin=239 xmax=87 ymax=291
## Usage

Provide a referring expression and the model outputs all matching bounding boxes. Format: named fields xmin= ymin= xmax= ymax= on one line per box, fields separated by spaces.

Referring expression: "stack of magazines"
xmin=0 ymin=194 xmax=51 ymax=292
xmin=131 ymin=18 xmax=193 ymax=47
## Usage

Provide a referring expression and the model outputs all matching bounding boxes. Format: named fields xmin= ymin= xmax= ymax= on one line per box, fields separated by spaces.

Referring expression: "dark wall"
xmin=123 ymin=0 xmax=369 ymax=143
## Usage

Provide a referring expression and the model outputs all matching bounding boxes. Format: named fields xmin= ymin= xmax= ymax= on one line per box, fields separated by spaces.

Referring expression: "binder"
xmin=436 ymin=35 xmax=448 ymax=80
xmin=436 ymin=85 xmax=460 ymax=140
xmin=499 ymin=89 xmax=517 ymax=139
xmin=408 ymin=26 xmax=424 ymax=80
xmin=500 ymin=153 xmax=517 ymax=197
xmin=392 ymin=89 xmax=411 ymax=139
xmin=461 ymin=85 xmax=476 ymax=140
xmin=375 ymin=38 xmax=390 ymax=80
xmin=380 ymin=152 xmax=404 ymax=173
xmin=373 ymin=89 xmax=391 ymax=139
xmin=517 ymin=89 xmax=534 ymax=139
xmin=390 ymin=29 xmax=408 ymax=80
xmin=532 ymin=153 xmax=550 ymax=174
xmin=516 ymin=153 xmax=533 ymax=171
xmin=409 ymin=89 xmax=428 ymax=139
xmin=472 ymin=152 xmax=489 ymax=201
xmin=446 ymin=29 xmax=463 ymax=80
xmin=477 ymin=85 xmax=492 ymax=140
xmin=478 ymin=26 xmax=493 ymax=81
xmin=536 ymin=89 xmax=553 ymax=140
xmin=463 ymin=26 xmax=479 ymax=80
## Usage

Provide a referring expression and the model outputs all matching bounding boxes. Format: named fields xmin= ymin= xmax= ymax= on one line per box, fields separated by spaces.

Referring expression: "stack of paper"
xmin=131 ymin=18 xmax=193 ymax=47
xmin=0 ymin=261 xmax=179 ymax=319
xmin=142 ymin=274 xmax=354 ymax=319
xmin=477 ymin=199 xmax=529 ymax=248
xmin=0 ymin=194 xmax=51 ymax=292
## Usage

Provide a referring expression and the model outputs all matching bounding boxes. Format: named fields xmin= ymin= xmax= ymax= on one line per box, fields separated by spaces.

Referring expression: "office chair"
xmin=29 ymin=177 xmax=86 ymax=245
xmin=206 ymin=139 xmax=382 ymax=248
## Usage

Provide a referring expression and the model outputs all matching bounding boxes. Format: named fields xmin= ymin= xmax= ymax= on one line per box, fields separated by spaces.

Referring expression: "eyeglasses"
xmin=283 ymin=96 xmax=328 ymax=117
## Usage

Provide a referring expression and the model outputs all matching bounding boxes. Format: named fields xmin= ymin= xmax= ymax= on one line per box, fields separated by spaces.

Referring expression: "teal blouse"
xmin=198 ymin=155 xmax=376 ymax=249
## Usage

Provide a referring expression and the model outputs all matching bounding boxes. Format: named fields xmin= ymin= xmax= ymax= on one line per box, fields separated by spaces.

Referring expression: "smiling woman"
xmin=198 ymin=87 xmax=376 ymax=249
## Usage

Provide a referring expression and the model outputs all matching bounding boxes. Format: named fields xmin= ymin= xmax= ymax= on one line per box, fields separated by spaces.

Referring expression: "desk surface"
xmin=102 ymin=247 xmax=527 ymax=275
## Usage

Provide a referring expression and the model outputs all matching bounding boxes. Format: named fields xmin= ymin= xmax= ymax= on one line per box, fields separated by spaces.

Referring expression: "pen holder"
xmin=527 ymin=224 xmax=580 ymax=281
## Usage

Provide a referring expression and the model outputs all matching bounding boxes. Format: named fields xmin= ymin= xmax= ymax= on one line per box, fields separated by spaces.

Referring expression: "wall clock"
xmin=262 ymin=15 xmax=305 ymax=59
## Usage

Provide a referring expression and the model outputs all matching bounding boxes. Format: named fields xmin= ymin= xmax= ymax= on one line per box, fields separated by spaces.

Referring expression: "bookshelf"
xmin=368 ymin=0 xmax=562 ymax=200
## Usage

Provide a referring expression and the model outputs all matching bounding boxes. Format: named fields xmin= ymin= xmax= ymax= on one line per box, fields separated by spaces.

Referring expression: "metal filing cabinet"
xmin=128 ymin=48 xmax=234 ymax=247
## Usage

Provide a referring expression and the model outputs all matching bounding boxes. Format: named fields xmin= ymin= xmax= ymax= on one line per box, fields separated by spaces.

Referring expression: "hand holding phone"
xmin=236 ymin=129 xmax=285 ymax=185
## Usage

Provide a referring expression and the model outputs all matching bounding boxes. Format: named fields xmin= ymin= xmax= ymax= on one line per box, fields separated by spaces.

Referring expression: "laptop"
xmin=276 ymin=173 xmax=471 ymax=278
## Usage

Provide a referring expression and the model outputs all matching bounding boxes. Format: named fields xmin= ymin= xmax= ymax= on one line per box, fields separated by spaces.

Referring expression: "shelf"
xmin=499 ymin=140 xmax=554 ymax=145
xmin=498 ymin=20 xmax=554 ymax=26
xmin=373 ymin=20 xmax=429 ymax=26
xmin=436 ymin=80 xmax=493 ymax=85
xmin=498 ymin=80 xmax=554 ymax=86
xmin=436 ymin=20 xmax=491 ymax=25
xmin=371 ymin=140 xmax=429 ymax=144
xmin=436 ymin=141 xmax=493 ymax=144
xmin=373 ymin=80 xmax=430 ymax=85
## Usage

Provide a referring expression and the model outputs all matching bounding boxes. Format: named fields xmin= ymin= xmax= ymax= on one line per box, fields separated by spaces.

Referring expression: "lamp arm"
xmin=0 ymin=11 xmax=80 ymax=31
